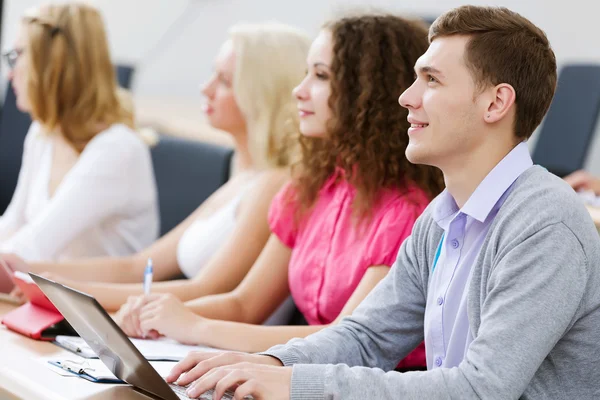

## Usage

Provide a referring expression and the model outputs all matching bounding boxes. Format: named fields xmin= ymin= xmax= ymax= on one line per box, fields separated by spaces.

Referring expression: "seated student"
xmin=0 ymin=3 xmax=158 ymax=261
xmin=2 ymin=23 xmax=311 ymax=312
xmin=564 ymin=169 xmax=600 ymax=194
xmin=165 ymin=6 xmax=600 ymax=400
xmin=118 ymin=13 xmax=444 ymax=368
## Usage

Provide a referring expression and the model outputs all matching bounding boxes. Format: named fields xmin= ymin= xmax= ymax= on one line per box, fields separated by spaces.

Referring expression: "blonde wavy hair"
xmin=22 ymin=3 xmax=133 ymax=152
xmin=229 ymin=23 xmax=310 ymax=169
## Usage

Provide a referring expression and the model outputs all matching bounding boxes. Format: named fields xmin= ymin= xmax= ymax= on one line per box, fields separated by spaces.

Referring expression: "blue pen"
xmin=143 ymin=257 xmax=153 ymax=295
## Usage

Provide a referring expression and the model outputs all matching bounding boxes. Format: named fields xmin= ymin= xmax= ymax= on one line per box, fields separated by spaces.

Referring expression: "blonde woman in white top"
xmin=4 ymin=22 xmax=311 ymax=314
xmin=0 ymin=3 xmax=158 ymax=262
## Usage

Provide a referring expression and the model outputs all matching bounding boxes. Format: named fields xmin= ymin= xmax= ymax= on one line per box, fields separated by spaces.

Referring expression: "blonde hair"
xmin=229 ymin=23 xmax=310 ymax=169
xmin=22 ymin=2 xmax=133 ymax=152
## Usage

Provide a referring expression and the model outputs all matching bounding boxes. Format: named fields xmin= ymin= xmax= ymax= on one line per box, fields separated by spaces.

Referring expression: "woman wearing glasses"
xmin=0 ymin=3 xmax=159 ymax=262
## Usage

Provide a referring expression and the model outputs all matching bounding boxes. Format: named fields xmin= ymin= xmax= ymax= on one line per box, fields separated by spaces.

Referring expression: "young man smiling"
xmin=167 ymin=6 xmax=600 ymax=400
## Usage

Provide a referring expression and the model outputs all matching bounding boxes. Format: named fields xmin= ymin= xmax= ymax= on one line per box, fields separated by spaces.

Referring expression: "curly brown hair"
xmin=292 ymin=13 xmax=445 ymax=219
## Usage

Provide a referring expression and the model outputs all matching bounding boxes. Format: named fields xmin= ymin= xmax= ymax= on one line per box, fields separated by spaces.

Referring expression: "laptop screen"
xmin=30 ymin=273 xmax=180 ymax=400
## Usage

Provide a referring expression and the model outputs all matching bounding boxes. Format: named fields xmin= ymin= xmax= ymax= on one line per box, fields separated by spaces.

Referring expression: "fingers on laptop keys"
xmin=167 ymin=351 xmax=224 ymax=384
xmin=171 ymin=385 xmax=237 ymax=400
xmin=185 ymin=363 xmax=272 ymax=400
xmin=168 ymin=352 xmax=277 ymax=399
xmin=169 ymin=351 xmax=265 ymax=386
xmin=190 ymin=388 xmax=244 ymax=400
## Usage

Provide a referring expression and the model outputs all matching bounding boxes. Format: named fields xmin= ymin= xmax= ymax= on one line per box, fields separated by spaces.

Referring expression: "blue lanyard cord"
xmin=431 ymin=233 xmax=445 ymax=274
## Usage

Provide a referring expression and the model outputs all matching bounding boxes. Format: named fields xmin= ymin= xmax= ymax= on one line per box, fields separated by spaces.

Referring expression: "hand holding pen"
xmin=114 ymin=258 xmax=159 ymax=339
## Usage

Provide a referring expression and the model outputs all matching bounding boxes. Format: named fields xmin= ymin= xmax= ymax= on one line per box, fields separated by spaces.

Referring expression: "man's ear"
xmin=484 ymin=83 xmax=516 ymax=123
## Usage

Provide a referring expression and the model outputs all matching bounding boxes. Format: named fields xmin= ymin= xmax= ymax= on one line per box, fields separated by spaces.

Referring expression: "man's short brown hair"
xmin=430 ymin=6 xmax=557 ymax=139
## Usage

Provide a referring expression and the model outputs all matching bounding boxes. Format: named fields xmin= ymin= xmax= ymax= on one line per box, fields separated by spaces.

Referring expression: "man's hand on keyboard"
xmin=166 ymin=352 xmax=288 ymax=399
xmin=189 ymin=362 xmax=291 ymax=400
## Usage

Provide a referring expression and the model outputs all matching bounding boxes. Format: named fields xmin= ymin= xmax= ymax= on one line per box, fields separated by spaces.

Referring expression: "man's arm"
xmin=285 ymin=223 xmax=588 ymax=400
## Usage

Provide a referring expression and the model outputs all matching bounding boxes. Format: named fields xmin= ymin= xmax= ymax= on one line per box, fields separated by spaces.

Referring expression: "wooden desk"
xmin=586 ymin=205 xmax=600 ymax=229
xmin=0 ymin=302 xmax=150 ymax=400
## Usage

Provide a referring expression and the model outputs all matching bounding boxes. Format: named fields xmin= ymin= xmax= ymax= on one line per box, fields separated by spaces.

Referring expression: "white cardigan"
xmin=0 ymin=123 xmax=159 ymax=262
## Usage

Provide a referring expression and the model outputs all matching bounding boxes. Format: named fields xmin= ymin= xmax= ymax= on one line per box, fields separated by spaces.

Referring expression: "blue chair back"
xmin=115 ymin=65 xmax=135 ymax=90
xmin=532 ymin=64 xmax=600 ymax=177
xmin=150 ymin=135 xmax=233 ymax=236
xmin=0 ymin=81 xmax=30 ymax=213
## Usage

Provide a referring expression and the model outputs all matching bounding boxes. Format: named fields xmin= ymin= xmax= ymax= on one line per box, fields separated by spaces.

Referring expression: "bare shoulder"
xmin=240 ymin=168 xmax=291 ymax=210
xmin=253 ymin=168 xmax=290 ymax=190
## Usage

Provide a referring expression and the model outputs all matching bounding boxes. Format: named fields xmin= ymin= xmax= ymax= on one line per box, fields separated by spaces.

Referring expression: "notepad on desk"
xmin=46 ymin=357 xmax=178 ymax=383
xmin=54 ymin=335 xmax=222 ymax=361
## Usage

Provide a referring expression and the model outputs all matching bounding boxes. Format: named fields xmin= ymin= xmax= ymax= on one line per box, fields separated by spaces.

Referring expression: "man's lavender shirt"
xmin=426 ymin=142 xmax=532 ymax=369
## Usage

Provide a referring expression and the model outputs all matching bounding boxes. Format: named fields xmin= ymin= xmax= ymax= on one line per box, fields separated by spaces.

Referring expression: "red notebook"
xmin=1 ymin=272 xmax=66 ymax=340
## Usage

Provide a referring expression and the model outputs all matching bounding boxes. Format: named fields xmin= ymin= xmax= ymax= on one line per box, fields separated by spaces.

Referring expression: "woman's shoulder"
xmin=77 ymin=124 xmax=152 ymax=176
xmin=240 ymin=168 xmax=291 ymax=211
xmin=24 ymin=121 xmax=45 ymax=143
xmin=250 ymin=168 xmax=290 ymax=192
xmin=89 ymin=124 xmax=144 ymax=148
xmin=21 ymin=122 xmax=52 ymax=156
xmin=84 ymin=124 xmax=151 ymax=164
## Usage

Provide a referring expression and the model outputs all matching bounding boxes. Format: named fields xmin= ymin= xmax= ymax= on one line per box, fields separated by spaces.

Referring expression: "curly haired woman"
xmin=116 ymin=12 xmax=444 ymax=370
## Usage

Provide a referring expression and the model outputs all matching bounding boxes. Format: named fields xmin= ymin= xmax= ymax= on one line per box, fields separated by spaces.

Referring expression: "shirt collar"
xmin=433 ymin=141 xmax=533 ymax=225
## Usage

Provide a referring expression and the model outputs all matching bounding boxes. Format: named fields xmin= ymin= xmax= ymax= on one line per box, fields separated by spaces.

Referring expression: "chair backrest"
xmin=150 ymin=135 xmax=233 ymax=236
xmin=115 ymin=64 xmax=135 ymax=89
xmin=0 ymin=65 xmax=136 ymax=214
xmin=532 ymin=64 xmax=600 ymax=177
xmin=0 ymin=81 xmax=31 ymax=214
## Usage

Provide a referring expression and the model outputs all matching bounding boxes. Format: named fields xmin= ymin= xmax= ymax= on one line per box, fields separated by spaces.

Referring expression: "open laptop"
xmin=30 ymin=273 xmax=236 ymax=400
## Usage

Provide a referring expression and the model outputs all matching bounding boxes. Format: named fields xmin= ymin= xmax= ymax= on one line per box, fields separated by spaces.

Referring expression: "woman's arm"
xmin=184 ymin=235 xmax=293 ymax=323
xmin=564 ymin=170 xmax=600 ymax=194
xmin=134 ymin=235 xmax=294 ymax=341
xmin=5 ymin=193 xmax=203 ymax=285
xmin=63 ymin=170 xmax=289 ymax=311
xmin=186 ymin=266 xmax=389 ymax=352
xmin=26 ymin=208 xmax=198 ymax=283
xmin=33 ymin=217 xmax=195 ymax=311
xmin=181 ymin=170 xmax=289 ymax=299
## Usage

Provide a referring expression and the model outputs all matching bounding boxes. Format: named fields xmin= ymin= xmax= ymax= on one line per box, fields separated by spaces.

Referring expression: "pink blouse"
xmin=269 ymin=172 xmax=430 ymax=326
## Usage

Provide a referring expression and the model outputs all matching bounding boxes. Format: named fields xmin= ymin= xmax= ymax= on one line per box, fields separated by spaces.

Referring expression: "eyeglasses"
xmin=3 ymin=48 xmax=24 ymax=70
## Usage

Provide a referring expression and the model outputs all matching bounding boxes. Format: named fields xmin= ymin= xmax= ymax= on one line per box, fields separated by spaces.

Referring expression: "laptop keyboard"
xmin=169 ymin=383 xmax=234 ymax=399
